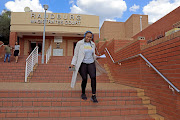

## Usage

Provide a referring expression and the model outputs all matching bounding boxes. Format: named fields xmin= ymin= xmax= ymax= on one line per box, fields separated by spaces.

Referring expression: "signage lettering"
xmin=51 ymin=14 xmax=55 ymax=19
xmin=76 ymin=15 xmax=81 ymax=21
xmin=63 ymin=14 xmax=68 ymax=20
xmin=70 ymin=15 xmax=74 ymax=20
xmin=37 ymin=14 xmax=41 ymax=19
xmin=31 ymin=13 xmax=35 ymax=18
xmin=57 ymin=14 xmax=61 ymax=19
xmin=31 ymin=13 xmax=81 ymax=25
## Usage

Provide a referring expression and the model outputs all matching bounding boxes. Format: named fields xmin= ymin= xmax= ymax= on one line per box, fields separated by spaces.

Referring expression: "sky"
xmin=0 ymin=0 xmax=180 ymax=27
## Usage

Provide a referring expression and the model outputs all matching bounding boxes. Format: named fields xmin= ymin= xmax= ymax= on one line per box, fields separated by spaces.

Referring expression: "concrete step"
xmin=0 ymin=105 xmax=153 ymax=118
xmin=0 ymin=90 xmax=139 ymax=98
xmin=0 ymin=96 xmax=147 ymax=107
xmin=0 ymin=115 xmax=156 ymax=120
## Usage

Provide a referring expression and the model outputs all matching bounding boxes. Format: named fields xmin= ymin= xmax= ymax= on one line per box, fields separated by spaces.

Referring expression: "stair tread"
xmin=1 ymin=115 xmax=155 ymax=120
xmin=0 ymin=55 xmax=27 ymax=82
xmin=0 ymin=96 xmax=142 ymax=101
xmin=0 ymin=105 xmax=149 ymax=111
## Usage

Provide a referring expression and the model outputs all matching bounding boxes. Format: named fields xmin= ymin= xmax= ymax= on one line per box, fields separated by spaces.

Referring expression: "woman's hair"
xmin=84 ymin=31 xmax=94 ymax=39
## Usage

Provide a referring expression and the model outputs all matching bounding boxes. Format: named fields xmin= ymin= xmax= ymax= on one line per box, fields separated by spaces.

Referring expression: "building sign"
xmin=53 ymin=49 xmax=63 ymax=56
xmin=165 ymin=28 xmax=180 ymax=36
xmin=31 ymin=13 xmax=81 ymax=25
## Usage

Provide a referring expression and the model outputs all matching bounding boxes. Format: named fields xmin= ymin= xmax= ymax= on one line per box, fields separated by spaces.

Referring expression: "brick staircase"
xmin=0 ymin=55 xmax=27 ymax=82
xmin=30 ymin=56 xmax=110 ymax=83
xmin=0 ymin=56 xmax=164 ymax=119
xmin=0 ymin=83 xmax=163 ymax=119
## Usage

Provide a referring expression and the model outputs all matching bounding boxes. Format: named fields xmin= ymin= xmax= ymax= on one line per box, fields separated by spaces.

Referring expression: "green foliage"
xmin=0 ymin=10 xmax=11 ymax=44
xmin=103 ymin=38 xmax=107 ymax=41
xmin=95 ymin=40 xmax=99 ymax=43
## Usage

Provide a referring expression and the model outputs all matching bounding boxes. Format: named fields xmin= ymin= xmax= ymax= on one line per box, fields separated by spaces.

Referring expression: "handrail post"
xmin=32 ymin=54 xmax=34 ymax=71
xmin=46 ymin=52 xmax=47 ymax=64
xmin=25 ymin=61 xmax=28 ymax=82
xmin=37 ymin=47 xmax=38 ymax=64
xmin=0 ymin=43 xmax=4 ymax=48
xmin=46 ymin=45 xmax=52 ymax=64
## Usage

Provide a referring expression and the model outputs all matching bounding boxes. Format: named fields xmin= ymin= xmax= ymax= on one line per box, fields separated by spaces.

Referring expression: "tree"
xmin=0 ymin=10 xmax=11 ymax=44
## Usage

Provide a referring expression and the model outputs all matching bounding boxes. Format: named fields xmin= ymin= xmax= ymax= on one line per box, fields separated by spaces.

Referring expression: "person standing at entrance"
xmin=70 ymin=31 xmax=105 ymax=103
xmin=14 ymin=42 xmax=20 ymax=63
xmin=4 ymin=44 xmax=12 ymax=62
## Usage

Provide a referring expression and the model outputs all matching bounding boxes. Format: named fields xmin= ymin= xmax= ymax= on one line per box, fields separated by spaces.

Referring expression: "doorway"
xmin=73 ymin=42 xmax=77 ymax=55
xmin=38 ymin=43 xmax=42 ymax=55
xmin=30 ymin=42 xmax=42 ymax=55
xmin=30 ymin=42 xmax=36 ymax=53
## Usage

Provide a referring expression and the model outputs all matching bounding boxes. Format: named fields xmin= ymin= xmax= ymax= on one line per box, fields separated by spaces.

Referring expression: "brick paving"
xmin=0 ymin=83 xmax=136 ymax=91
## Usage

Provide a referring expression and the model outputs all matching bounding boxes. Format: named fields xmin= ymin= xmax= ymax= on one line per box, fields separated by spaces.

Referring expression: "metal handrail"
xmin=46 ymin=45 xmax=52 ymax=64
xmin=105 ymin=48 xmax=115 ymax=63
xmin=0 ymin=43 xmax=4 ymax=48
xmin=95 ymin=46 xmax=101 ymax=56
xmin=104 ymin=47 xmax=180 ymax=93
xmin=25 ymin=46 xmax=38 ymax=82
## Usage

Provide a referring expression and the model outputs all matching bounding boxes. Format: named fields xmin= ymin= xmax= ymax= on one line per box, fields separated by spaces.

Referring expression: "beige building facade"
xmin=10 ymin=12 xmax=99 ymax=56
xmin=100 ymin=14 xmax=149 ymax=40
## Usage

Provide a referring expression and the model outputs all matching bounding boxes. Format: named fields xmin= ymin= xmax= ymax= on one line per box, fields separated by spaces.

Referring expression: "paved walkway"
xmin=0 ymin=83 xmax=139 ymax=91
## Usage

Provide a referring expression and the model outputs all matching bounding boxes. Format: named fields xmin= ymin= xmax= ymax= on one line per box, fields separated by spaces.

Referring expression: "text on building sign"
xmin=31 ymin=13 xmax=81 ymax=25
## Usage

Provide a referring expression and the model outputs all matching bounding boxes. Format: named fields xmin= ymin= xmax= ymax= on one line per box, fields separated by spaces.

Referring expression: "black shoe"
xmin=91 ymin=95 xmax=98 ymax=103
xmin=81 ymin=94 xmax=87 ymax=100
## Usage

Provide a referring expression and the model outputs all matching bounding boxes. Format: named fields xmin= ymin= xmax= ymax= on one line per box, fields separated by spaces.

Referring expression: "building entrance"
xmin=38 ymin=43 xmax=42 ymax=55
xmin=30 ymin=42 xmax=36 ymax=53
xmin=73 ymin=42 xmax=77 ymax=55
xmin=30 ymin=42 xmax=42 ymax=55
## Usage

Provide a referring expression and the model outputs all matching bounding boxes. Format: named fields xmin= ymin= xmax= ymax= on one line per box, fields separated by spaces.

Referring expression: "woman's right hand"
xmin=70 ymin=64 xmax=75 ymax=68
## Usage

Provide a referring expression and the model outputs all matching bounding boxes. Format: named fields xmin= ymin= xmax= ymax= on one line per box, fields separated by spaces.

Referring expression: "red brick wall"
xmin=133 ymin=6 xmax=180 ymax=41
xmin=9 ymin=32 xmax=17 ymax=47
xmin=115 ymin=40 xmax=142 ymax=61
xmin=105 ymin=39 xmax=144 ymax=85
xmin=97 ymin=41 xmax=107 ymax=55
xmin=19 ymin=38 xmax=24 ymax=56
xmin=140 ymin=35 xmax=180 ymax=120
xmin=98 ymin=31 xmax=180 ymax=120
xmin=93 ymin=33 xmax=99 ymax=42
xmin=114 ymin=39 xmax=133 ymax=52
xmin=96 ymin=6 xmax=180 ymax=120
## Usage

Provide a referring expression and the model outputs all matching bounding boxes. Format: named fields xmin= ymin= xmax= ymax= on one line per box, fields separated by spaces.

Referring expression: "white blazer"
xmin=71 ymin=39 xmax=106 ymax=88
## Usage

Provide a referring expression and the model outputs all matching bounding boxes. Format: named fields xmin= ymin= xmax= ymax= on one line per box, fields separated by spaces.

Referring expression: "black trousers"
xmin=79 ymin=62 xmax=96 ymax=94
